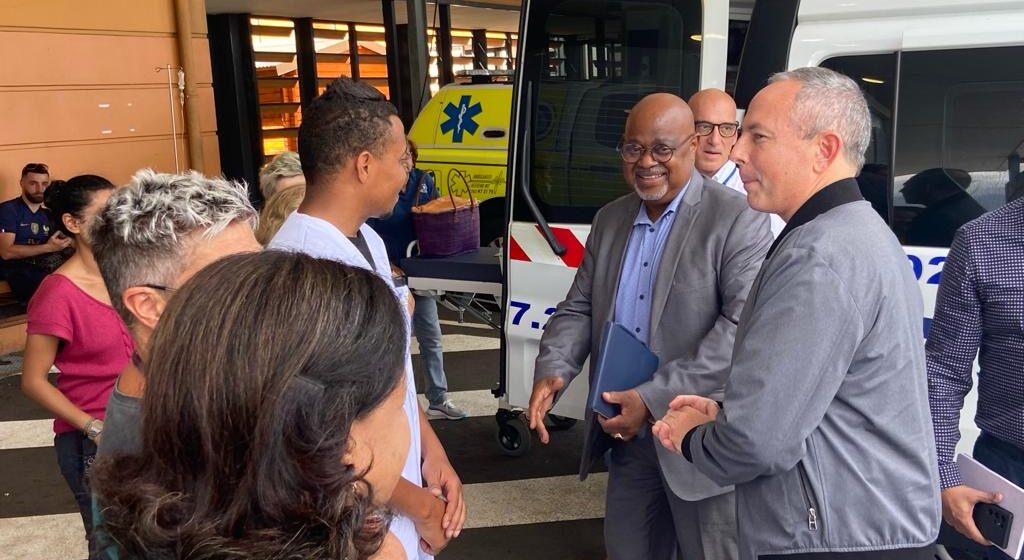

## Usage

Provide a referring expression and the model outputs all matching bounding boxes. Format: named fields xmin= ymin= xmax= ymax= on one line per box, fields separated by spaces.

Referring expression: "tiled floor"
xmin=0 ymin=312 xmax=608 ymax=559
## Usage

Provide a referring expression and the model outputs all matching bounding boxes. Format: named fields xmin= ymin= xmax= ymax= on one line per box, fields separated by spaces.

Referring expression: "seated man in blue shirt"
xmin=0 ymin=163 xmax=72 ymax=302
xmin=368 ymin=140 xmax=467 ymax=420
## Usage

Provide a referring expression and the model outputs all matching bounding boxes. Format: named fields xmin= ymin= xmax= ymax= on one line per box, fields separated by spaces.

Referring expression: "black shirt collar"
xmin=767 ymin=178 xmax=863 ymax=258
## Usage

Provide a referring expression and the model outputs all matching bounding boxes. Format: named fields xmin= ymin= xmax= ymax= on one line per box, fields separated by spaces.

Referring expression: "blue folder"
xmin=588 ymin=321 xmax=660 ymax=419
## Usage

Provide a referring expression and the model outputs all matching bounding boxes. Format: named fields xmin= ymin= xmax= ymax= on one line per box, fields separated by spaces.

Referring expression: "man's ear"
xmin=122 ymin=287 xmax=167 ymax=331
xmin=355 ymin=151 xmax=373 ymax=183
xmin=813 ymin=130 xmax=843 ymax=173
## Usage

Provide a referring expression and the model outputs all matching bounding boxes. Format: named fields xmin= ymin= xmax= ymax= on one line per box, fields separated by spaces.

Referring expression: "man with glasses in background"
xmin=527 ymin=92 xmax=772 ymax=559
xmin=0 ymin=163 xmax=73 ymax=302
xmin=690 ymin=89 xmax=785 ymax=236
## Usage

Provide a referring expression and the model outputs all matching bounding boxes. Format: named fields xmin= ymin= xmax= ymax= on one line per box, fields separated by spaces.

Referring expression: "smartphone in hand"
xmin=973 ymin=502 xmax=1014 ymax=549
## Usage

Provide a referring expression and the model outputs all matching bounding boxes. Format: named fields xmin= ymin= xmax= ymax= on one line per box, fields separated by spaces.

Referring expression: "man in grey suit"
xmin=653 ymin=67 xmax=940 ymax=560
xmin=527 ymin=92 xmax=773 ymax=559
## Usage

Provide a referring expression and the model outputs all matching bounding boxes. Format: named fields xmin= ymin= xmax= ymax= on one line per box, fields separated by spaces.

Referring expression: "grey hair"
xmin=258 ymin=151 xmax=304 ymax=200
xmin=769 ymin=67 xmax=871 ymax=171
xmin=91 ymin=169 xmax=258 ymax=329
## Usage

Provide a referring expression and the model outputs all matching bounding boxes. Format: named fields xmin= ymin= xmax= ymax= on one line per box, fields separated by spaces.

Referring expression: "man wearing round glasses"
xmin=529 ymin=92 xmax=772 ymax=559
xmin=690 ymin=89 xmax=785 ymax=236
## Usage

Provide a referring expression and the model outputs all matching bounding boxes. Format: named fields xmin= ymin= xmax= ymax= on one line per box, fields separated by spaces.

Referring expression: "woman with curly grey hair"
xmin=91 ymin=251 xmax=411 ymax=559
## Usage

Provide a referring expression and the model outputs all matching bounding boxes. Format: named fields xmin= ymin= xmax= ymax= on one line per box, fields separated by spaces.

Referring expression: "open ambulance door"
xmin=495 ymin=0 xmax=729 ymax=456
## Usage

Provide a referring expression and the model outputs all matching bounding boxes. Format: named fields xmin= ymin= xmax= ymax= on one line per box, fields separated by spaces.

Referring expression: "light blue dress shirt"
xmin=613 ymin=175 xmax=694 ymax=345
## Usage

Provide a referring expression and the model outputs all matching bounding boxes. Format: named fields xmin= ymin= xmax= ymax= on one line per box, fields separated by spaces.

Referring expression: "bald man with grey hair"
xmin=529 ymin=92 xmax=772 ymax=559
xmin=690 ymin=88 xmax=784 ymax=236
xmin=654 ymin=67 xmax=941 ymax=559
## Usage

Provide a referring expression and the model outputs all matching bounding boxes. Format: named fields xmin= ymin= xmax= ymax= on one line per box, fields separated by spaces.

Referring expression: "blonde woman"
xmin=255 ymin=184 xmax=305 ymax=246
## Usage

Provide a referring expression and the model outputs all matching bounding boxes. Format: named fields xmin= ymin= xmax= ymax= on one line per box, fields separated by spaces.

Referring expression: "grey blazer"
xmin=534 ymin=172 xmax=773 ymax=501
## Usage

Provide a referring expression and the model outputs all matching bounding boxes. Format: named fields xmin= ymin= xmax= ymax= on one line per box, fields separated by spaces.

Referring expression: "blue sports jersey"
xmin=0 ymin=197 xmax=55 ymax=248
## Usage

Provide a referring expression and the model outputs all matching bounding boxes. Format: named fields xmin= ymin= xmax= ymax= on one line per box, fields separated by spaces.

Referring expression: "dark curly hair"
xmin=90 ymin=250 xmax=407 ymax=559
xmin=298 ymin=76 xmax=399 ymax=190
xmin=43 ymin=174 xmax=114 ymax=237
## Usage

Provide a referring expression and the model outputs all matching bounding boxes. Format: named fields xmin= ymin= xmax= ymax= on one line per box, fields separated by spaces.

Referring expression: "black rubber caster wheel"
xmin=496 ymin=411 xmax=532 ymax=457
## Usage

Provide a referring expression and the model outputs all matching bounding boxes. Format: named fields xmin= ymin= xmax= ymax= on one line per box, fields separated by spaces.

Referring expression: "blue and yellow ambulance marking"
xmin=408 ymin=84 xmax=512 ymax=201
xmin=440 ymin=95 xmax=483 ymax=143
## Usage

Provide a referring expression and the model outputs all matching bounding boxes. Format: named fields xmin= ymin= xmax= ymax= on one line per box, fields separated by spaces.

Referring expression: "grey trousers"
xmin=411 ymin=293 xmax=448 ymax=406
xmin=605 ymin=435 xmax=739 ymax=560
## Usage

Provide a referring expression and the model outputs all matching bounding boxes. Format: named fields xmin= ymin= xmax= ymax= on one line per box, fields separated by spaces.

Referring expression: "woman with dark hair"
xmin=91 ymin=251 xmax=411 ymax=560
xmin=20 ymin=174 xmax=132 ymax=559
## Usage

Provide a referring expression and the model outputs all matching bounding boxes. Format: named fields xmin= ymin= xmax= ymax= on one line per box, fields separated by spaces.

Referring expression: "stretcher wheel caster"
xmin=546 ymin=413 xmax=577 ymax=431
xmin=495 ymin=409 xmax=531 ymax=457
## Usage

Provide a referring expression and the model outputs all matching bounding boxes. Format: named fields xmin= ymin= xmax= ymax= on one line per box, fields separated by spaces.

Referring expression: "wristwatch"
xmin=83 ymin=418 xmax=104 ymax=441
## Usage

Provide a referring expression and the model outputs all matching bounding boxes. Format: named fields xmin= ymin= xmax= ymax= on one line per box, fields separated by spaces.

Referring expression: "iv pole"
xmin=157 ymin=65 xmax=184 ymax=173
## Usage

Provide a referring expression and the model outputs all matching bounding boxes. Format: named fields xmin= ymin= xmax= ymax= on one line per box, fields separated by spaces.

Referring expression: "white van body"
xmin=499 ymin=0 xmax=1024 ymax=460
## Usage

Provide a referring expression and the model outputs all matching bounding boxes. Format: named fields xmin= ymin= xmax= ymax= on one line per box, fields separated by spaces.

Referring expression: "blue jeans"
xmin=54 ymin=431 xmax=100 ymax=559
xmin=941 ymin=432 xmax=1024 ymax=560
xmin=412 ymin=293 xmax=448 ymax=407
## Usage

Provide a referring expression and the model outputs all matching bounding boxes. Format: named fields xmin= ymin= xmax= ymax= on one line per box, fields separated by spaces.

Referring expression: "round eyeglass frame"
xmin=616 ymin=133 xmax=696 ymax=164
xmin=694 ymin=121 xmax=739 ymax=138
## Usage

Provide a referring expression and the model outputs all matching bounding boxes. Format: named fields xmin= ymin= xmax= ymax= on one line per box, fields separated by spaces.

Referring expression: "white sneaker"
xmin=426 ymin=400 xmax=468 ymax=420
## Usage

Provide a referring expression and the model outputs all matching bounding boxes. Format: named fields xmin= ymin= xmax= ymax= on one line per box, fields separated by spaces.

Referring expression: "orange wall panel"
xmin=0 ymin=34 xmax=212 ymax=88
xmin=0 ymin=86 xmax=218 ymax=146
xmin=0 ymin=0 xmax=220 ymax=186
xmin=0 ymin=0 xmax=207 ymax=35
xmin=201 ymin=133 xmax=222 ymax=179
xmin=0 ymin=132 xmax=223 ymax=200
xmin=1 ymin=137 xmax=190 ymax=198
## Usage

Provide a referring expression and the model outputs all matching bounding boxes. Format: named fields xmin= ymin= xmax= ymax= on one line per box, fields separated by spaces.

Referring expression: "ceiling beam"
xmin=433 ymin=0 xmax=522 ymax=12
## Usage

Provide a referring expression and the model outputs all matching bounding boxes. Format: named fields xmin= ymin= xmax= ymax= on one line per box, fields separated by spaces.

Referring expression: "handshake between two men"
xmin=528 ymin=374 xmax=716 ymax=455
xmin=529 ymin=376 xmax=682 ymax=445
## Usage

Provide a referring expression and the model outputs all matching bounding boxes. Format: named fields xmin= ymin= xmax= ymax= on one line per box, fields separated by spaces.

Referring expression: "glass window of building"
xmin=251 ymin=17 xmax=301 ymax=160
xmin=313 ymin=20 xmax=354 ymax=97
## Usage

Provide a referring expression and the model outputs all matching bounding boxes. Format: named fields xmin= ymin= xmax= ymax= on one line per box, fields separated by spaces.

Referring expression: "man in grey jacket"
xmin=653 ymin=67 xmax=941 ymax=559
xmin=528 ymin=92 xmax=772 ymax=558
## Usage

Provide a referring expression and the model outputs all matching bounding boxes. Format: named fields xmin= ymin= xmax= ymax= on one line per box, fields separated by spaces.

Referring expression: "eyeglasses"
xmin=614 ymin=141 xmax=679 ymax=162
xmin=140 ymin=284 xmax=177 ymax=294
xmin=695 ymin=121 xmax=739 ymax=138
xmin=21 ymin=163 xmax=49 ymax=176
xmin=399 ymin=148 xmax=414 ymax=172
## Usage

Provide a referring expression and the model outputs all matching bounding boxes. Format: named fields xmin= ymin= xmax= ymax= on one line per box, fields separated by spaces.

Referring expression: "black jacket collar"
xmin=767 ymin=178 xmax=863 ymax=258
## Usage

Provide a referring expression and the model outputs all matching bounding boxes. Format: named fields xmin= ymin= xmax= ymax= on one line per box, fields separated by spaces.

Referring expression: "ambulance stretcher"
xmin=399 ymin=247 xmax=503 ymax=329
xmin=402 ymin=246 xmax=580 ymax=456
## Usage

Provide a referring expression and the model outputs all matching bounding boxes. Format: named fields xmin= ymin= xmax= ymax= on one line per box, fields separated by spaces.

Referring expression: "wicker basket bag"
xmin=411 ymin=169 xmax=480 ymax=257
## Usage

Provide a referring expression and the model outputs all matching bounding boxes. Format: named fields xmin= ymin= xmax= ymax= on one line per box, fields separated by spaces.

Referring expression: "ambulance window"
xmin=893 ymin=46 xmax=1024 ymax=248
xmin=524 ymin=0 xmax=702 ymax=223
xmin=726 ymin=19 xmax=749 ymax=95
xmin=821 ymin=53 xmax=897 ymax=224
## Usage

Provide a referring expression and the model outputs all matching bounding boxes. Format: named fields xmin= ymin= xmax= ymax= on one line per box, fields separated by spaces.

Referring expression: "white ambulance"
xmin=496 ymin=0 xmax=1024 ymax=458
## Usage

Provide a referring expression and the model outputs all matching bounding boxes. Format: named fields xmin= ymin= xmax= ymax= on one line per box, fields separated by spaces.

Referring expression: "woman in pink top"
xmin=21 ymin=175 xmax=133 ymax=559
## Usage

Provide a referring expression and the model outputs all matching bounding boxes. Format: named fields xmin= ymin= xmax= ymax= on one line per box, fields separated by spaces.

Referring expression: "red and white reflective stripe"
xmin=508 ymin=222 xmax=591 ymax=268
